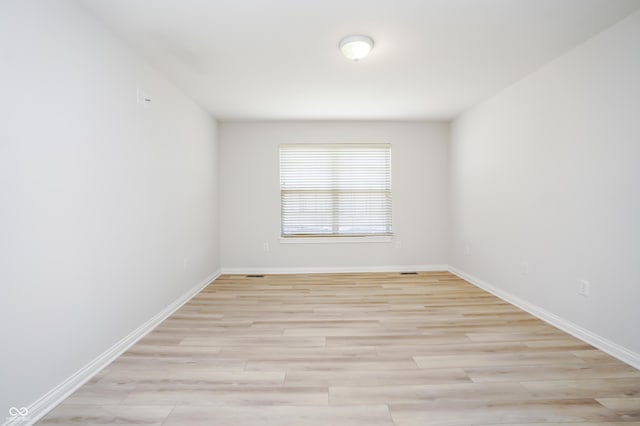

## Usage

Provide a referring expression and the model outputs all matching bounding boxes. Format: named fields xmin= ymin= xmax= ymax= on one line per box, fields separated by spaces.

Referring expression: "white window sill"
xmin=280 ymin=236 xmax=393 ymax=244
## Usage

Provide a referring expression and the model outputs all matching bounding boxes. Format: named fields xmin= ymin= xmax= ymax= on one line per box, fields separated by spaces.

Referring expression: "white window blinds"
xmin=280 ymin=143 xmax=392 ymax=238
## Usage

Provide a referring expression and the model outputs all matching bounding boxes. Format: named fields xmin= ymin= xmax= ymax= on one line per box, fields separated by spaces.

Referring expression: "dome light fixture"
xmin=339 ymin=35 xmax=374 ymax=61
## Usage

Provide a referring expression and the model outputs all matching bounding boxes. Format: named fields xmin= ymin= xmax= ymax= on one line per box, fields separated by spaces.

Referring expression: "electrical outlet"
xmin=183 ymin=258 xmax=189 ymax=272
xmin=579 ymin=280 xmax=590 ymax=297
xmin=521 ymin=262 xmax=530 ymax=276
xmin=263 ymin=242 xmax=269 ymax=252
xmin=395 ymin=240 xmax=402 ymax=249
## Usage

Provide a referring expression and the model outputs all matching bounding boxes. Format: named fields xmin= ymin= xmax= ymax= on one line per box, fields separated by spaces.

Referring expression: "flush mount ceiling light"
xmin=339 ymin=35 xmax=374 ymax=61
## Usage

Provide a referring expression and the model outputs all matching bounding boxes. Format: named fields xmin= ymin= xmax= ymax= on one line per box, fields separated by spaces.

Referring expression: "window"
xmin=280 ymin=143 xmax=392 ymax=238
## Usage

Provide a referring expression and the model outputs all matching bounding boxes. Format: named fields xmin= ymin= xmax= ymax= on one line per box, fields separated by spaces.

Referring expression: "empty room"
xmin=2 ymin=0 xmax=640 ymax=425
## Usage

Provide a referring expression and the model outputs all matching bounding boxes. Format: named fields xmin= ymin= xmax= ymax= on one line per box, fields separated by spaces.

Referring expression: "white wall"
xmin=450 ymin=11 xmax=640 ymax=360
xmin=0 ymin=0 xmax=220 ymax=417
xmin=220 ymin=121 xmax=449 ymax=272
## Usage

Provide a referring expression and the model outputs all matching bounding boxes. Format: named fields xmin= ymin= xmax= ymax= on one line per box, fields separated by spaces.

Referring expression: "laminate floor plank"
xmin=219 ymin=345 xmax=378 ymax=359
xmin=120 ymin=386 xmax=328 ymax=406
xmin=389 ymin=399 xmax=623 ymax=425
xmin=414 ymin=351 xmax=587 ymax=368
xmin=284 ymin=368 xmax=471 ymax=387
xmin=162 ymin=405 xmax=395 ymax=426
xmin=329 ymin=382 xmax=531 ymax=405
xmin=521 ymin=378 xmax=640 ymax=399
xmin=37 ymin=272 xmax=640 ymax=425
xmin=467 ymin=363 xmax=640 ymax=383
xmin=38 ymin=405 xmax=173 ymax=425
xmin=245 ymin=356 xmax=419 ymax=371
xmin=95 ymin=370 xmax=286 ymax=387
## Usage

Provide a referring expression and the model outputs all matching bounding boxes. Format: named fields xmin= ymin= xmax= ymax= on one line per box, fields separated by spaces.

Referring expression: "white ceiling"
xmin=79 ymin=0 xmax=640 ymax=121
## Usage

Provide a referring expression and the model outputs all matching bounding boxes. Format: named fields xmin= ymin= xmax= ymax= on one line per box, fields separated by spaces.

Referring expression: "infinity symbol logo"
xmin=9 ymin=407 xmax=28 ymax=417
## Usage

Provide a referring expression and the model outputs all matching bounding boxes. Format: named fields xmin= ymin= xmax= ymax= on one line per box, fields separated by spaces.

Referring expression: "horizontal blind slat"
xmin=280 ymin=143 xmax=392 ymax=237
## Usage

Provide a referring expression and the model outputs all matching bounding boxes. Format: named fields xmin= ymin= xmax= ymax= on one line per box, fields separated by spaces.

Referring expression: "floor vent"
xmin=400 ymin=272 xmax=418 ymax=275
xmin=246 ymin=274 xmax=265 ymax=278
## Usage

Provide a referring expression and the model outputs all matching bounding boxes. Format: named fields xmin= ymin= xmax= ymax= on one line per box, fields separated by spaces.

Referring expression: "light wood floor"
xmin=39 ymin=272 xmax=640 ymax=425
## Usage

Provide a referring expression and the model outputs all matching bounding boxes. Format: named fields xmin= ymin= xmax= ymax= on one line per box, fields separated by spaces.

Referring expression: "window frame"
xmin=279 ymin=143 xmax=393 ymax=240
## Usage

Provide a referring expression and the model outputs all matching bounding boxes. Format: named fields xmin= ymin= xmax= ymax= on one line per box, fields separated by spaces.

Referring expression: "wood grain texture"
xmin=38 ymin=272 xmax=640 ymax=425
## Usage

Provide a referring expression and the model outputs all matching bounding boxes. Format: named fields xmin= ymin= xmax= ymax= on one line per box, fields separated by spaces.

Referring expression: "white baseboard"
xmin=221 ymin=265 xmax=449 ymax=275
xmin=6 ymin=269 xmax=221 ymax=426
xmin=448 ymin=266 xmax=640 ymax=370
